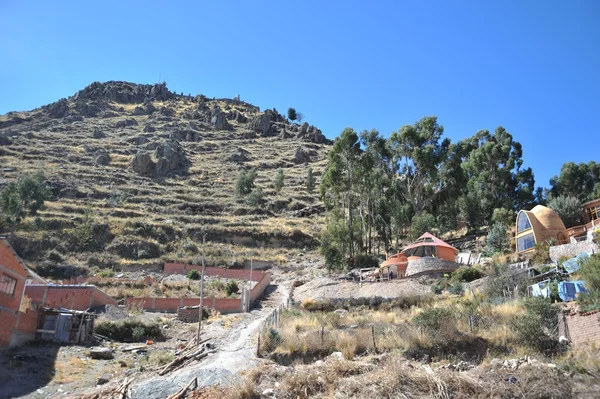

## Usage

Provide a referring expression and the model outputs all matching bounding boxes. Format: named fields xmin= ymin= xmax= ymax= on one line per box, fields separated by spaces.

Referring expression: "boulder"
xmin=95 ymin=153 xmax=111 ymax=166
xmin=92 ymin=128 xmax=106 ymax=139
xmin=45 ymin=99 xmax=70 ymax=118
xmin=132 ymin=151 xmax=155 ymax=176
xmin=127 ymin=136 xmax=149 ymax=145
xmin=210 ymin=109 xmax=230 ymax=130
xmin=292 ymin=147 xmax=317 ymax=164
xmin=143 ymin=124 xmax=156 ymax=133
xmin=97 ymin=374 xmax=111 ymax=385
xmin=89 ymin=347 xmax=114 ymax=360
xmin=0 ymin=133 xmax=11 ymax=146
xmin=154 ymin=139 xmax=189 ymax=177
xmin=114 ymin=118 xmax=138 ymax=128
xmin=248 ymin=110 xmax=275 ymax=136
xmin=75 ymin=100 xmax=105 ymax=117
xmin=227 ymin=147 xmax=251 ymax=163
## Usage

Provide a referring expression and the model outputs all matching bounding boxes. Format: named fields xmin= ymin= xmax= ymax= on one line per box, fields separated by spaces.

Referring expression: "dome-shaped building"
xmin=515 ymin=205 xmax=569 ymax=253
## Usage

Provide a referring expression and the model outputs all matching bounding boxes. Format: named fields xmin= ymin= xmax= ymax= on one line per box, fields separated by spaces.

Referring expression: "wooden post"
xmin=257 ymin=331 xmax=261 ymax=357
xmin=197 ymin=233 xmax=206 ymax=347
xmin=371 ymin=325 xmax=377 ymax=353
xmin=321 ymin=326 xmax=324 ymax=345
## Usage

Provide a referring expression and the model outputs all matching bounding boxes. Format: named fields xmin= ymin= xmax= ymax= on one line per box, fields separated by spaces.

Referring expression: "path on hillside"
xmin=130 ymin=282 xmax=289 ymax=399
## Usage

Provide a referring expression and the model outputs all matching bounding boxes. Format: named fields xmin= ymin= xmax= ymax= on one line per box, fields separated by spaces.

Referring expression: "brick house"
xmin=0 ymin=238 xmax=36 ymax=347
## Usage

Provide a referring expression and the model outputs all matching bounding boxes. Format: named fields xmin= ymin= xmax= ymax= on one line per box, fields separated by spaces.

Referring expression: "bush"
xmin=485 ymin=262 xmax=529 ymax=299
xmin=451 ymin=266 xmax=483 ymax=283
xmin=511 ymin=297 xmax=560 ymax=355
xmin=485 ymin=222 xmax=508 ymax=255
xmin=95 ymin=319 xmax=162 ymax=342
xmin=245 ymin=188 xmax=264 ymax=206
xmin=226 ymin=280 xmax=240 ymax=296
xmin=187 ymin=269 xmax=200 ymax=280
xmin=412 ymin=307 xmax=456 ymax=334
xmin=274 ymin=168 xmax=284 ymax=194
xmin=447 ymin=281 xmax=464 ymax=295
xmin=36 ymin=263 xmax=88 ymax=279
xmin=98 ymin=269 xmax=114 ymax=278
xmin=47 ymin=250 xmax=64 ymax=263
xmin=234 ymin=170 xmax=257 ymax=198
xmin=352 ymin=254 xmax=379 ymax=269
xmin=431 ymin=278 xmax=449 ymax=294
xmin=577 ymin=254 xmax=600 ymax=312
xmin=305 ymin=167 xmax=316 ymax=194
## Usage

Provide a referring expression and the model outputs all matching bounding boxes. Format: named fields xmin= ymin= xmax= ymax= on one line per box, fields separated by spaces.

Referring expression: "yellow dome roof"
xmin=529 ymin=205 xmax=567 ymax=232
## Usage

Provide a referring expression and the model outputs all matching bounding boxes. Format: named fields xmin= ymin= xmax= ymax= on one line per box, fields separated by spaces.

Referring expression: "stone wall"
xmin=405 ymin=258 xmax=459 ymax=278
xmin=549 ymin=241 xmax=598 ymax=263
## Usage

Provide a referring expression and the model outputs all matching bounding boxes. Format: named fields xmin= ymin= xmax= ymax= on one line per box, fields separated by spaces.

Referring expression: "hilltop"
xmin=0 ymin=81 xmax=331 ymax=274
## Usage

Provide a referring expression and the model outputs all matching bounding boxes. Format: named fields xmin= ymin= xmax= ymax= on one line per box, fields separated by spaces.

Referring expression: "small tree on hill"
xmin=0 ymin=171 xmax=50 ymax=234
xmin=306 ymin=167 xmax=316 ymax=194
xmin=296 ymin=112 xmax=305 ymax=123
xmin=485 ymin=222 xmax=509 ymax=255
xmin=234 ymin=170 xmax=257 ymax=199
xmin=287 ymin=107 xmax=297 ymax=122
xmin=274 ymin=168 xmax=284 ymax=194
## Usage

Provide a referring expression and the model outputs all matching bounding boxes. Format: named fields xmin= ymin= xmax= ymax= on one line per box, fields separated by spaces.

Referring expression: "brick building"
xmin=0 ymin=238 xmax=38 ymax=347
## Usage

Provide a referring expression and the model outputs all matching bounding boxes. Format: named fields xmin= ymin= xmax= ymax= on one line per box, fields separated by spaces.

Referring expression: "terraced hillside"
xmin=0 ymin=81 xmax=330 ymax=274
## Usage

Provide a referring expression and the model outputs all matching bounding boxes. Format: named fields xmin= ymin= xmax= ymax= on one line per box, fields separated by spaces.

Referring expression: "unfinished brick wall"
xmin=163 ymin=263 xmax=267 ymax=282
xmin=560 ymin=309 xmax=600 ymax=346
xmin=125 ymin=296 xmax=243 ymax=314
xmin=250 ymin=272 xmax=271 ymax=302
xmin=24 ymin=285 xmax=117 ymax=310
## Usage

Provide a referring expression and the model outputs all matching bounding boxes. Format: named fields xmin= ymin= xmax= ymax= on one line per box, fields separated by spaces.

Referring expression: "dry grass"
xmin=52 ymin=357 xmax=90 ymax=384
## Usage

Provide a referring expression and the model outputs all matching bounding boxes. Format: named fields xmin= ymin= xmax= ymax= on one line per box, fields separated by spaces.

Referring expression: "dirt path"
xmin=130 ymin=282 xmax=289 ymax=399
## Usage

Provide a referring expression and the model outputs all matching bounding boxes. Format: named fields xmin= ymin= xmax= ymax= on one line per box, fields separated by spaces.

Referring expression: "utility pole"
xmin=197 ymin=233 xmax=206 ymax=346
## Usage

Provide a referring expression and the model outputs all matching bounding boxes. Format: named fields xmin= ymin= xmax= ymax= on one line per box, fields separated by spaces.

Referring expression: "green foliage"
xmin=485 ymin=222 xmax=509 ymax=255
xmin=547 ymin=195 xmax=582 ymax=228
xmin=550 ymin=161 xmax=600 ymax=202
xmin=36 ymin=263 xmax=88 ymax=279
xmin=274 ymin=168 xmax=284 ymax=194
xmin=72 ymin=206 xmax=94 ymax=251
xmin=431 ymin=278 xmax=449 ymax=294
xmin=182 ymin=239 xmax=198 ymax=253
xmin=95 ymin=319 xmax=162 ymax=342
xmin=234 ymin=169 xmax=257 ymax=198
xmin=47 ymin=249 xmax=64 ymax=263
xmin=485 ymin=262 xmax=528 ymax=299
xmin=352 ymin=254 xmax=379 ymax=269
xmin=98 ymin=269 xmax=115 ymax=278
xmin=511 ymin=297 xmax=560 ymax=354
xmin=305 ymin=167 xmax=316 ymax=194
xmin=287 ymin=107 xmax=297 ymax=121
xmin=530 ymin=242 xmax=551 ymax=265
xmin=577 ymin=255 xmax=600 ymax=312
xmin=225 ymin=280 xmax=240 ymax=296
xmin=491 ymin=208 xmax=513 ymax=227
xmin=458 ymin=192 xmax=483 ymax=232
xmin=451 ymin=266 xmax=483 ymax=283
xmin=412 ymin=307 xmax=456 ymax=334
xmin=187 ymin=269 xmax=200 ymax=280
xmin=245 ymin=187 xmax=264 ymax=206
xmin=0 ymin=171 xmax=50 ymax=228
xmin=447 ymin=281 xmax=464 ymax=295
xmin=408 ymin=212 xmax=435 ymax=240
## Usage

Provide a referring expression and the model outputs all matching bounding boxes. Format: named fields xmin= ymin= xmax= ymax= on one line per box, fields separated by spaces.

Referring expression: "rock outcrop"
xmin=132 ymin=139 xmax=189 ymax=178
xmin=293 ymin=147 xmax=318 ymax=164
xmin=227 ymin=147 xmax=251 ymax=163
xmin=73 ymin=81 xmax=174 ymax=104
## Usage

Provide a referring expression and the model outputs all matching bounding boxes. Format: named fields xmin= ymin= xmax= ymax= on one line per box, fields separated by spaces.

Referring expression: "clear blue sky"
xmin=1 ymin=1 xmax=599 ymax=188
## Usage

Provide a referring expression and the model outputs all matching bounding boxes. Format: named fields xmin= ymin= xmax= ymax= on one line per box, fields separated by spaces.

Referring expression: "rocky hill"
xmin=0 ymin=81 xmax=330 ymax=274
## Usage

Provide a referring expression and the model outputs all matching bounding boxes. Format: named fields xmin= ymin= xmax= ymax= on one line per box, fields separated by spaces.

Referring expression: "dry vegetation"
xmin=0 ymin=83 xmax=329 ymax=276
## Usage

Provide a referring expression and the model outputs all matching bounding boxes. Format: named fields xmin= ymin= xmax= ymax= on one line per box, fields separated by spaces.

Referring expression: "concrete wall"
xmin=549 ymin=241 xmax=598 ymax=263
xmin=405 ymin=258 xmax=459 ymax=278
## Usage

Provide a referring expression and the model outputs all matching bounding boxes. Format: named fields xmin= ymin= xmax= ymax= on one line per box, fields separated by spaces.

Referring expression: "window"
xmin=591 ymin=206 xmax=600 ymax=221
xmin=517 ymin=233 xmax=535 ymax=252
xmin=0 ymin=273 xmax=17 ymax=296
xmin=517 ymin=212 xmax=532 ymax=232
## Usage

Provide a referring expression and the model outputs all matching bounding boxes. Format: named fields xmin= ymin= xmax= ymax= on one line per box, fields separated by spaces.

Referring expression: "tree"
xmin=234 ymin=170 xmax=257 ymax=198
xmin=491 ymin=208 xmax=513 ymax=227
xmin=245 ymin=188 xmax=264 ymax=206
xmin=485 ymin=222 xmax=509 ymax=255
xmin=389 ymin=116 xmax=450 ymax=216
xmin=0 ymin=172 xmax=50 ymax=232
xmin=547 ymin=195 xmax=582 ymax=228
xmin=296 ymin=112 xmax=305 ymax=123
xmin=549 ymin=161 xmax=600 ymax=203
xmin=274 ymin=168 xmax=284 ymax=194
xmin=408 ymin=212 xmax=436 ymax=240
xmin=287 ymin=107 xmax=297 ymax=122
xmin=305 ymin=167 xmax=316 ymax=194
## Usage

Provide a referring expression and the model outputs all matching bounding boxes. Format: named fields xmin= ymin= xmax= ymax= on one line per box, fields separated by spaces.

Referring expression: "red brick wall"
xmin=163 ymin=263 xmax=267 ymax=282
xmin=561 ymin=310 xmax=600 ymax=346
xmin=24 ymin=285 xmax=117 ymax=310
xmin=0 ymin=240 xmax=28 ymax=314
xmin=0 ymin=309 xmax=17 ymax=347
xmin=15 ymin=308 xmax=40 ymax=335
xmin=125 ymin=296 xmax=242 ymax=313
xmin=250 ymin=273 xmax=271 ymax=302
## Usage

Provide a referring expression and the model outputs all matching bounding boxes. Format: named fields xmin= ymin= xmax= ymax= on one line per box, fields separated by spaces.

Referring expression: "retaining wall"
xmin=549 ymin=241 xmax=598 ymax=263
xmin=405 ymin=258 xmax=459 ymax=278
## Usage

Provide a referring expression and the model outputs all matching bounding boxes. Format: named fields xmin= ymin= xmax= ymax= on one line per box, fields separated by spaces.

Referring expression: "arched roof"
xmin=400 ymin=232 xmax=458 ymax=255
xmin=529 ymin=205 xmax=567 ymax=232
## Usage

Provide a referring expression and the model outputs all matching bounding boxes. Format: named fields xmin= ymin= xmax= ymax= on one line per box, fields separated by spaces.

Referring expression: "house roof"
xmin=400 ymin=232 xmax=458 ymax=254
xmin=1 ymin=238 xmax=47 ymax=283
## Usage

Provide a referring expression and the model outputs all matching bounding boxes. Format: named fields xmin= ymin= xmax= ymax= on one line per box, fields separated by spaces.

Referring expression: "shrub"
xmin=47 ymin=250 xmax=64 ymax=263
xmin=447 ymin=281 xmax=464 ymax=295
xmin=451 ymin=266 xmax=483 ymax=283
xmin=431 ymin=278 xmax=449 ymax=294
xmin=98 ymin=269 xmax=114 ymax=278
xmin=577 ymin=254 xmax=600 ymax=312
xmin=226 ymin=280 xmax=240 ymax=296
xmin=287 ymin=107 xmax=297 ymax=121
xmin=274 ymin=168 xmax=284 ymax=194
xmin=245 ymin=188 xmax=264 ymax=206
xmin=187 ymin=269 xmax=200 ymax=280
xmin=491 ymin=207 xmax=513 ymax=227
xmin=511 ymin=297 xmax=560 ymax=354
xmin=182 ymin=240 xmax=198 ymax=254
xmin=485 ymin=263 xmax=529 ymax=299
xmin=234 ymin=170 xmax=257 ymax=198
xmin=352 ymin=254 xmax=379 ymax=269
xmin=485 ymin=222 xmax=508 ymax=255
xmin=95 ymin=319 xmax=162 ymax=342
xmin=529 ymin=242 xmax=551 ymax=265
xmin=36 ymin=263 xmax=88 ymax=279
xmin=305 ymin=167 xmax=316 ymax=194
xmin=412 ymin=308 xmax=455 ymax=335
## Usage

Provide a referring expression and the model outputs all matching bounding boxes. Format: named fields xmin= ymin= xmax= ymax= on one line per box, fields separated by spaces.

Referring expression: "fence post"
xmin=372 ymin=325 xmax=377 ymax=353
xmin=257 ymin=331 xmax=261 ymax=357
xmin=321 ymin=326 xmax=324 ymax=345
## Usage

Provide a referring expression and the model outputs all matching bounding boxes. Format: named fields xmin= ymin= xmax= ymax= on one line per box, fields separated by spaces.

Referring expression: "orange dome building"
xmin=515 ymin=205 xmax=569 ymax=254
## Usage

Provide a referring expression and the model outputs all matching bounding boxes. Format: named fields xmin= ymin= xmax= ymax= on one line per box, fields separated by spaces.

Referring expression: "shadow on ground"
xmin=0 ymin=342 xmax=60 ymax=399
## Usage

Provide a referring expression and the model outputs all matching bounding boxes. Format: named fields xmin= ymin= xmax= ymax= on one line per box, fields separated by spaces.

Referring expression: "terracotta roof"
xmin=400 ymin=232 xmax=458 ymax=253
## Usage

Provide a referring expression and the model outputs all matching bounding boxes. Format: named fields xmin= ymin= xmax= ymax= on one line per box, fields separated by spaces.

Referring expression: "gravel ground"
xmin=293 ymin=277 xmax=432 ymax=302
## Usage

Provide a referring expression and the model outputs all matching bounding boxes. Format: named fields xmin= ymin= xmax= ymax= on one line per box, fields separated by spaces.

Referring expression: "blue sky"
xmin=1 ymin=0 xmax=598 ymax=188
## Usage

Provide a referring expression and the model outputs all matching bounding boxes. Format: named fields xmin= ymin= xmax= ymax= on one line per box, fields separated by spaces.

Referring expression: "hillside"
xmin=0 ymin=81 xmax=331 ymax=274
